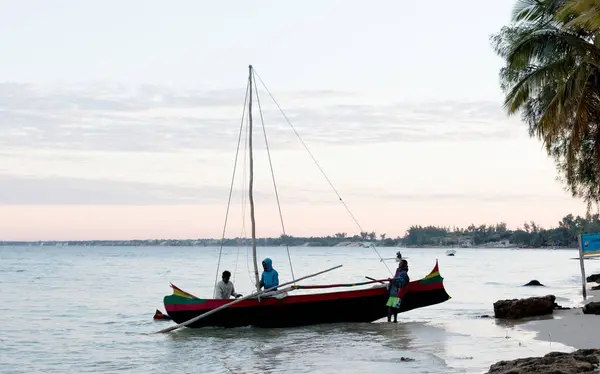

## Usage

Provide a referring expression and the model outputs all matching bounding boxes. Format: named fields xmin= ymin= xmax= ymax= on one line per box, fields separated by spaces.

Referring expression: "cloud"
xmin=0 ymin=175 xmax=270 ymax=205
xmin=0 ymin=82 xmax=523 ymax=154
xmin=283 ymin=186 xmax=573 ymax=204
xmin=0 ymin=174 xmax=569 ymax=205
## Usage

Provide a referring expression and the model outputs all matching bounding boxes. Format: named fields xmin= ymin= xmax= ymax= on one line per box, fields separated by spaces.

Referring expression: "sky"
xmin=0 ymin=0 xmax=590 ymax=240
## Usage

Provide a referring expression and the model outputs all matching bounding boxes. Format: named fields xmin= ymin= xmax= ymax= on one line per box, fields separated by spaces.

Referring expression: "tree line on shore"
xmin=3 ymin=213 xmax=600 ymax=248
xmin=402 ymin=213 xmax=600 ymax=248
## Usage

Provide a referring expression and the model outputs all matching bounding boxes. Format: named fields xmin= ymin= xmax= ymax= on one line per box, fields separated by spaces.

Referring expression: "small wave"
xmin=555 ymin=296 xmax=571 ymax=302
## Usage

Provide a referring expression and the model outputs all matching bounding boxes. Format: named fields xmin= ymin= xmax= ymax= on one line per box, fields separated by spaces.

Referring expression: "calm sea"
xmin=0 ymin=245 xmax=592 ymax=373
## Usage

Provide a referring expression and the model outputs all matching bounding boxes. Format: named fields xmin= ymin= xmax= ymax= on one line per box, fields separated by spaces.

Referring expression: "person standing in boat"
xmin=386 ymin=259 xmax=409 ymax=323
xmin=259 ymin=258 xmax=279 ymax=291
xmin=215 ymin=270 xmax=242 ymax=299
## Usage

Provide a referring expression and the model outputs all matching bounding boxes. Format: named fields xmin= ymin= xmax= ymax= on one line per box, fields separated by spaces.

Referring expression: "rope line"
xmin=243 ymin=108 xmax=255 ymax=284
xmin=213 ymin=78 xmax=250 ymax=296
xmin=253 ymin=69 xmax=392 ymax=275
xmin=253 ymin=70 xmax=296 ymax=282
xmin=233 ymin=101 xmax=251 ymax=284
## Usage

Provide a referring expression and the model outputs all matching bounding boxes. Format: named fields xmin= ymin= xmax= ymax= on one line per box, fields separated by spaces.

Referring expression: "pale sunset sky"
xmin=0 ymin=0 xmax=589 ymax=241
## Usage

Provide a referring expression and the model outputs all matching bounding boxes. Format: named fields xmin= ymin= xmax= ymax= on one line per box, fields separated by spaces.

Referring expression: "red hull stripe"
xmin=166 ymin=287 xmax=386 ymax=312
xmin=165 ymin=282 xmax=445 ymax=313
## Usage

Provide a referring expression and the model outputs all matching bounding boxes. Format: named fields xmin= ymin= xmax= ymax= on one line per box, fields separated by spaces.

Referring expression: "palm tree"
xmin=559 ymin=0 xmax=600 ymax=32
xmin=492 ymin=0 xmax=600 ymax=206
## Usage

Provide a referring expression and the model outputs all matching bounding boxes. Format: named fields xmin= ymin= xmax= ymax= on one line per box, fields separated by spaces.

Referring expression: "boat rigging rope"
xmin=213 ymin=78 xmax=250 ymax=295
xmin=253 ymin=70 xmax=296 ymax=282
xmin=242 ymin=112 xmax=256 ymax=285
xmin=253 ymin=69 xmax=392 ymax=276
xmin=233 ymin=112 xmax=250 ymax=284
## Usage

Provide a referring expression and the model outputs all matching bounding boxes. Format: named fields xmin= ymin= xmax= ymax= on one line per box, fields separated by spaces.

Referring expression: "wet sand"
xmin=521 ymin=289 xmax=600 ymax=350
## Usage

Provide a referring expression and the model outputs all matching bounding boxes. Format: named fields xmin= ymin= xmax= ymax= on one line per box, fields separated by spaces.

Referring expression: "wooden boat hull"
xmin=163 ymin=261 xmax=451 ymax=328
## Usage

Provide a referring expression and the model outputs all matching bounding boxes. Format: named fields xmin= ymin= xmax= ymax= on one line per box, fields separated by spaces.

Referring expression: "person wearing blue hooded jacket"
xmin=259 ymin=257 xmax=279 ymax=291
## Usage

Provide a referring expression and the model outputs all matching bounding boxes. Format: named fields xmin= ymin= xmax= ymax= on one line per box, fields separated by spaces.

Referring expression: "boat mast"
xmin=248 ymin=65 xmax=261 ymax=292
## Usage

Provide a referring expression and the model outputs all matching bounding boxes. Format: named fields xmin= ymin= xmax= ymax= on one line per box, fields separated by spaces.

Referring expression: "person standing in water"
xmin=259 ymin=257 xmax=279 ymax=291
xmin=386 ymin=259 xmax=409 ymax=323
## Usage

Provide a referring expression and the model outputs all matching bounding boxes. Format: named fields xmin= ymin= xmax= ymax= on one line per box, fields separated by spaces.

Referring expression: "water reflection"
xmin=161 ymin=321 xmax=457 ymax=374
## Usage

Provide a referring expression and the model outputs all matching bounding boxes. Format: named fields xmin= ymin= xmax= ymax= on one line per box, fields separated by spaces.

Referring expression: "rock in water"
xmin=486 ymin=349 xmax=600 ymax=374
xmin=493 ymin=295 xmax=555 ymax=319
xmin=586 ymin=273 xmax=600 ymax=283
xmin=522 ymin=280 xmax=545 ymax=286
xmin=583 ymin=302 xmax=600 ymax=315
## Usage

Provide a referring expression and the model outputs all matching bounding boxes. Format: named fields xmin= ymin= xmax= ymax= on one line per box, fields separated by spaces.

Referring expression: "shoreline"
xmin=518 ymin=288 xmax=600 ymax=349
xmin=485 ymin=287 xmax=600 ymax=372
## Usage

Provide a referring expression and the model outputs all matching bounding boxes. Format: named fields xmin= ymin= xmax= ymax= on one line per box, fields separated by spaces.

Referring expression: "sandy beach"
xmin=519 ymin=288 xmax=600 ymax=350
xmin=481 ymin=288 xmax=600 ymax=373
xmin=475 ymin=284 xmax=600 ymax=373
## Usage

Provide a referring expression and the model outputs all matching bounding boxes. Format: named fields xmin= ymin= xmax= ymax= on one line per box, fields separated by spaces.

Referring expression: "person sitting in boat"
xmin=386 ymin=259 xmax=409 ymax=323
xmin=215 ymin=270 xmax=242 ymax=299
xmin=259 ymin=257 xmax=279 ymax=291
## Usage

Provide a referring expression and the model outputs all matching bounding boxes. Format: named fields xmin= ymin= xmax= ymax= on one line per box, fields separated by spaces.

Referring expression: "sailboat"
xmin=161 ymin=66 xmax=451 ymax=329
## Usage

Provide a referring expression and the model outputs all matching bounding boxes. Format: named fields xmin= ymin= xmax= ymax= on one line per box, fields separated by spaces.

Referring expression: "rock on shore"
xmin=583 ymin=301 xmax=600 ymax=315
xmin=493 ymin=295 xmax=555 ymax=319
xmin=486 ymin=349 xmax=600 ymax=374
xmin=587 ymin=273 xmax=600 ymax=283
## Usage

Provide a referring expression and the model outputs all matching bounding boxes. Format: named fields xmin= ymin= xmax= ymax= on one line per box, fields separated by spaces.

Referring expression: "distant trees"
xmin=401 ymin=213 xmax=600 ymax=248
xmin=7 ymin=213 xmax=600 ymax=248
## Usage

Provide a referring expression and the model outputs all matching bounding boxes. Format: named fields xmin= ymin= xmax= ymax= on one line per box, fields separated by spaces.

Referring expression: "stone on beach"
xmin=493 ymin=295 xmax=555 ymax=319
xmin=486 ymin=349 xmax=600 ymax=374
xmin=586 ymin=273 xmax=600 ymax=283
xmin=583 ymin=302 xmax=600 ymax=315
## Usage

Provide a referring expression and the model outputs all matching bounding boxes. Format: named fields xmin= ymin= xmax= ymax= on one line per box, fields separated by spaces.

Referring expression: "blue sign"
xmin=581 ymin=233 xmax=600 ymax=256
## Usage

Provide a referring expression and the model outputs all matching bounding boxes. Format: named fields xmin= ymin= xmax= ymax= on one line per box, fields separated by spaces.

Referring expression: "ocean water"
xmin=0 ymin=245 xmax=594 ymax=373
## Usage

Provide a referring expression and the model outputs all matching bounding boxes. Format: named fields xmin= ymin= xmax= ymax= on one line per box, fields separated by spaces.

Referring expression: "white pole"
xmin=154 ymin=264 xmax=343 ymax=334
xmin=579 ymin=234 xmax=587 ymax=300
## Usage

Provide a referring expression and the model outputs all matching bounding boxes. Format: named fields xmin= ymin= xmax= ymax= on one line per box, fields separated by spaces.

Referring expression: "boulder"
xmin=583 ymin=302 xmax=600 ymax=315
xmin=486 ymin=349 xmax=600 ymax=374
xmin=493 ymin=295 xmax=555 ymax=319
xmin=522 ymin=280 xmax=545 ymax=287
xmin=586 ymin=273 xmax=600 ymax=283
